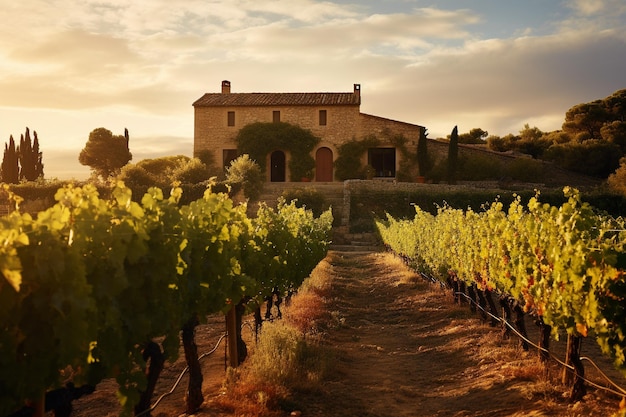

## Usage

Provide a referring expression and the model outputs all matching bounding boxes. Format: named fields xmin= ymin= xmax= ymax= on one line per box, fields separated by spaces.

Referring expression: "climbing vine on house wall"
xmin=335 ymin=131 xmax=420 ymax=181
xmin=334 ymin=135 xmax=380 ymax=180
xmin=235 ymin=122 xmax=320 ymax=181
xmin=388 ymin=131 xmax=420 ymax=182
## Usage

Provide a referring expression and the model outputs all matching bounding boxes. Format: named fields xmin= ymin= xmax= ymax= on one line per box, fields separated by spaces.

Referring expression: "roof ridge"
xmin=193 ymin=91 xmax=360 ymax=107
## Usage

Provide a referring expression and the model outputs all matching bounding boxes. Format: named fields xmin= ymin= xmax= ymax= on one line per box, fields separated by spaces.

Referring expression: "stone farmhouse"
xmin=193 ymin=80 xmax=426 ymax=182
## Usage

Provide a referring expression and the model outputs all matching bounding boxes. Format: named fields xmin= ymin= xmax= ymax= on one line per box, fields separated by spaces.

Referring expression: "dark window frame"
xmin=319 ymin=109 xmax=327 ymax=126
xmin=273 ymin=110 xmax=281 ymax=123
xmin=227 ymin=111 xmax=235 ymax=127
xmin=368 ymin=148 xmax=396 ymax=178
xmin=223 ymin=149 xmax=239 ymax=170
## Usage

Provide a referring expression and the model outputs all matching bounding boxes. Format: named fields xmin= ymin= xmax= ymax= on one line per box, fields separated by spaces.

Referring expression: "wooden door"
xmin=315 ymin=147 xmax=333 ymax=182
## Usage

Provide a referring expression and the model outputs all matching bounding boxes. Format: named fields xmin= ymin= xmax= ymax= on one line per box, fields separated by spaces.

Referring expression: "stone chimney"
xmin=221 ymin=80 xmax=231 ymax=94
xmin=354 ymin=83 xmax=361 ymax=102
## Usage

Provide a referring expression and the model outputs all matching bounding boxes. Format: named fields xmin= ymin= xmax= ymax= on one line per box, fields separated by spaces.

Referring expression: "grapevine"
xmin=377 ymin=187 xmax=626 ymax=381
xmin=0 ymin=182 xmax=332 ymax=416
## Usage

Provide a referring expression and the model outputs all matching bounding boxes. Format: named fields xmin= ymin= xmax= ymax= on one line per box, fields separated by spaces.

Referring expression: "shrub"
xmin=281 ymin=188 xmax=329 ymax=218
xmin=506 ymin=158 xmax=544 ymax=182
xmin=457 ymin=154 xmax=502 ymax=181
xmin=173 ymin=157 xmax=215 ymax=183
xmin=426 ymin=158 xmax=448 ymax=183
xmin=243 ymin=310 xmax=330 ymax=390
xmin=117 ymin=155 xmax=214 ymax=201
xmin=226 ymin=154 xmax=264 ymax=201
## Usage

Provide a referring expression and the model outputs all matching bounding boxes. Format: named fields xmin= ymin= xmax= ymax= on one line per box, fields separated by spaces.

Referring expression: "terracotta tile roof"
xmin=360 ymin=113 xmax=424 ymax=128
xmin=193 ymin=92 xmax=360 ymax=107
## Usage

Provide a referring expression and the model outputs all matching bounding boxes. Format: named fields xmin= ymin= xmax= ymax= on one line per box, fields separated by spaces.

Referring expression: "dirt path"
xmin=70 ymin=250 xmax=624 ymax=417
xmin=291 ymin=251 xmax=623 ymax=417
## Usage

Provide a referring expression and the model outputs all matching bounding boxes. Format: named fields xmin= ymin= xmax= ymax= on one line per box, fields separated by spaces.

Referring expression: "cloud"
xmin=197 ymin=6 xmax=480 ymax=63
xmin=567 ymin=0 xmax=610 ymax=15
xmin=1 ymin=1 xmax=626 ymax=178
xmin=365 ymin=27 xmax=626 ymax=137
xmin=0 ymin=2 xmax=483 ymax=113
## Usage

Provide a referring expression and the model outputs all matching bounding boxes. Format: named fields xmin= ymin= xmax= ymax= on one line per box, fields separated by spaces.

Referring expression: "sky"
xmin=1 ymin=0 xmax=625 ymax=180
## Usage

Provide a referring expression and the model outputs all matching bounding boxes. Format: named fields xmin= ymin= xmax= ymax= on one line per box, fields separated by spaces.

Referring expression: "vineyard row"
xmin=376 ymin=187 xmax=626 ymax=400
xmin=0 ymin=182 xmax=333 ymax=416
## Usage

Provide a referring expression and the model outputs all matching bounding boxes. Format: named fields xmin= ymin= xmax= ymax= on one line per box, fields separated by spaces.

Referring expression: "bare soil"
xmin=70 ymin=250 xmax=625 ymax=417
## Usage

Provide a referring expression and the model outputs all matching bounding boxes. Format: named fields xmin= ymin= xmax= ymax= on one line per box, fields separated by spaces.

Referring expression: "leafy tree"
xmin=79 ymin=127 xmax=132 ymax=179
xmin=486 ymin=126 xmax=552 ymax=159
xmin=447 ymin=126 xmax=458 ymax=184
xmin=514 ymin=124 xmax=552 ymax=158
xmin=562 ymin=89 xmax=626 ymax=141
xmin=542 ymin=130 xmax=571 ymax=145
xmin=485 ymin=89 xmax=626 ymax=177
xmin=563 ymin=101 xmax=608 ymax=140
xmin=600 ymin=120 xmax=626 ymax=151
xmin=486 ymin=134 xmax=508 ymax=152
xmin=604 ymin=89 xmax=626 ymax=119
xmin=458 ymin=128 xmax=488 ymax=144
xmin=544 ymin=140 xmax=621 ymax=178
xmin=519 ymin=124 xmax=543 ymax=142
xmin=1 ymin=135 xmax=19 ymax=184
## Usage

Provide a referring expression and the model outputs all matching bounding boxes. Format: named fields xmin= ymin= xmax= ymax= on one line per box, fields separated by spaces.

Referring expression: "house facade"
xmin=193 ymin=80 xmax=425 ymax=182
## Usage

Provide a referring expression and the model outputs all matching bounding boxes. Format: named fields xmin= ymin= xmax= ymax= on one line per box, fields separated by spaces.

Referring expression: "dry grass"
xmin=211 ymin=373 xmax=287 ymax=417
xmin=211 ymin=258 xmax=335 ymax=416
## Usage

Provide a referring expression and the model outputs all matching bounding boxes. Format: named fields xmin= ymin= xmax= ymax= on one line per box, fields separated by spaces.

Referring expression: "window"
xmin=273 ymin=110 xmax=281 ymax=123
xmin=319 ymin=110 xmax=327 ymax=126
xmin=368 ymin=148 xmax=396 ymax=177
xmin=223 ymin=149 xmax=238 ymax=170
xmin=227 ymin=111 xmax=235 ymax=127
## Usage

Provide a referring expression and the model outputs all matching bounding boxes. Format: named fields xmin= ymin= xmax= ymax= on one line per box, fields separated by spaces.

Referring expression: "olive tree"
xmin=79 ymin=128 xmax=132 ymax=179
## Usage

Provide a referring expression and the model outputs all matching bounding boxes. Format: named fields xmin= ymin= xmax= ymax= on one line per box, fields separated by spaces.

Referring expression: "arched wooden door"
xmin=270 ymin=150 xmax=286 ymax=182
xmin=315 ymin=147 xmax=333 ymax=182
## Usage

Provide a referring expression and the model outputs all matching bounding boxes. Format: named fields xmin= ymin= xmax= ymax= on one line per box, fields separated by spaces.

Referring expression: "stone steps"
xmin=252 ymin=182 xmax=347 ymax=225
xmin=329 ymin=229 xmax=384 ymax=252
xmin=251 ymin=183 xmax=384 ymax=252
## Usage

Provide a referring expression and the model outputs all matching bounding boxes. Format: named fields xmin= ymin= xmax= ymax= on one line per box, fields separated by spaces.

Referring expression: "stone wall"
xmin=194 ymin=103 xmax=426 ymax=181
xmin=406 ymin=140 xmax=601 ymax=187
xmin=194 ymin=104 xmax=362 ymax=168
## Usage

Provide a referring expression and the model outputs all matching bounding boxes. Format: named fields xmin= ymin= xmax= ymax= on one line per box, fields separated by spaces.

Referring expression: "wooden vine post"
xmin=536 ymin=316 xmax=551 ymax=362
xmin=226 ymin=306 xmax=239 ymax=368
xmin=182 ymin=315 xmax=204 ymax=414
xmin=563 ymin=335 xmax=586 ymax=402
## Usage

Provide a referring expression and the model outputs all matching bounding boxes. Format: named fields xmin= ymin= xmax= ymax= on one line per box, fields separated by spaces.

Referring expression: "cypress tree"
xmin=417 ymin=127 xmax=430 ymax=177
xmin=18 ymin=127 xmax=42 ymax=181
xmin=33 ymin=131 xmax=44 ymax=179
xmin=1 ymin=136 xmax=20 ymax=184
xmin=2 ymin=128 xmax=45 ymax=183
xmin=447 ymin=125 xmax=459 ymax=185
